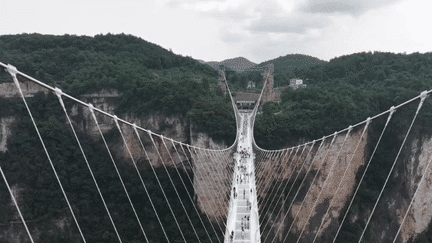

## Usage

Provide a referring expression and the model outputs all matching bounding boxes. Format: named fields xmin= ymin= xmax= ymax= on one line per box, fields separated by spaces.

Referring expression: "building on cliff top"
xmin=289 ymin=78 xmax=307 ymax=90
xmin=234 ymin=92 xmax=259 ymax=110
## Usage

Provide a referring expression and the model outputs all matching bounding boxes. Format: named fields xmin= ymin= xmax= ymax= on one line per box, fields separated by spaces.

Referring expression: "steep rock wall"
xmin=0 ymin=117 xmax=15 ymax=152
xmin=368 ymin=135 xmax=432 ymax=243
xmin=0 ymin=81 xmax=48 ymax=98
xmin=291 ymin=128 xmax=369 ymax=242
xmin=263 ymin=127 xmax=369 ymax=242
xmin=0 ymin=89 xmax=228 ymax=242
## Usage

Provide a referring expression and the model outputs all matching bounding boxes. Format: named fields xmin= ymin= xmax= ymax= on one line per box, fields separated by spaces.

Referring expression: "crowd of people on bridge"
xmin=236 ymin=174 xmax=250 ymax=184
xmin=239 ymin=115 xmax=249 ymax=142
xmin=241 ymin=215 xmax=250 ymax=230
xmin=228 ymin=113 xmax=255 ymax=242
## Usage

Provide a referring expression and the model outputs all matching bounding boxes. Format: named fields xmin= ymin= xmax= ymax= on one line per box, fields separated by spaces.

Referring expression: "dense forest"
xmin=254 ymin=51 xmax=432 ymax=150
xmin=0 ymin=33 xmax=237 ymax=144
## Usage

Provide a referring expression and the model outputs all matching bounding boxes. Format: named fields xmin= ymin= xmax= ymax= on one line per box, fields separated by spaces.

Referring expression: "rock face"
xmin=368 ymin=135 xmax=432 ymax=243
xmin=260 ymin=125 xmax=432 ymax=243
xmin=288 ymin=128 xmax=369 ymax=242
xmin=0 ymin=117 xmax=15 ymax=152
xmin=0 ymin=87 xmax=229 ymax=242
xmin=258 ymin=127 xmax=369 ymax=242
xmin=400 ymin=137 xmax=432 ymax=242
xmin=0 ymin=81 xmax=49 ymax=98
xmin=70 ymin=92 xmax=193 ymax=168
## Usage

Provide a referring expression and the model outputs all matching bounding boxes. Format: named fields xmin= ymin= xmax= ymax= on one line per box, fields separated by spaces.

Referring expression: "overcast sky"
xmin=1 ymin=0 xmax=431 ymax=64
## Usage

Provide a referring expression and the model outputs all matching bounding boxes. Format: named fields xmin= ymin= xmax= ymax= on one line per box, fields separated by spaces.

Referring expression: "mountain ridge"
xmin=199 ymin=56 xmax=257 ymax=73
xmin=199 ymin=54 xmax=326 ymax=75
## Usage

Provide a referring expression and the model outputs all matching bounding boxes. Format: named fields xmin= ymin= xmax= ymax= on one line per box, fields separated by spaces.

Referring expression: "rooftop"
xmin=233 ymin=92 xmax=260 ymax=102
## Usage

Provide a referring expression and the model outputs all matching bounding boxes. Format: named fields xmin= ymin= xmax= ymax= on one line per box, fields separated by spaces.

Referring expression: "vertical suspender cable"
xmin=187 ymin=146 xmax=225 ymax=239
xmin=6 ymin=64 xmax=87 ymax=243
xmin=115 ymin=120 xmax=171 ymax=243
xmin=296 ymin=128 xmax=352 ymax=243
xmin=332 ymin=112 xmax=394 ymax=243
xmin=269 ymin=139 xmax=325 ymax=243
xmin=0 ymin=166 xmax=34 ymax=243
xmin=88 ymin=105 xmax=149 ymax=242
xmin=358 ymin=92 xmax=428 ymax=243
xmin=312 ymin=120 xmax=370 ymax=243
xmin=158 ymin=136 xmax=202 ymax=243
xmin=55 ymin=89 xmax=123 ymax=243
xmin=170 ymin=139 xmax=214 ymax=243
xmin=181 ymin=145 xmax=221 ymax=243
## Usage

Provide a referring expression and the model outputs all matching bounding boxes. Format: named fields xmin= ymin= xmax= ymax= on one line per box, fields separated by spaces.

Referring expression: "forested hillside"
xmin=250 ymin=54 xmax=326 ymax=86
xmin=255 ymin=51 xmax=432 ymax=150
xmin=0 ymin=33 xmax=234 ymax=242
xmin=204 ymin=57 xmax=257 ymax=73
xmin=0 ymin=33 xmax=236 ymax=143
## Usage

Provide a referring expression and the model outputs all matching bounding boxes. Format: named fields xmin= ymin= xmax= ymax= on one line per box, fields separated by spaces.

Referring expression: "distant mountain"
xmin=250 ymin=54 xmax=327 ymax=75
xmin=201 ymin=57 xmax=257 ymax=73
xmin=196 ymin=59 xmax=207 ymax=65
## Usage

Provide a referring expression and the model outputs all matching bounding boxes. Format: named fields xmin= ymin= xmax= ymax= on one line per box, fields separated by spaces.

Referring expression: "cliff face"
xmin=368 ymin=135 xmax=432 ymax=243
xmin=401 ymin=137 xmax=432 ymax=242
xmin=292 ymin=128 xmax=369 ymax=242
xmin=260 ymin=127 xmax=369 ymax=242
xmin=263 ymin=126 xmax=432 ymax=243
xmin=0 ymin=117 xmax=15 ymax=153
xmin=70 ymin=91 xmax=194 ymax=168
xmin=0 ymin=87 xmax=228 ymax=242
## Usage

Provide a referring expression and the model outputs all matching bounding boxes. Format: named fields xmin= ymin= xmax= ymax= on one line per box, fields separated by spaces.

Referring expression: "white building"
xmin=247 ymin=81 xmax=256 ymax=89
xmin=289 ymin=78 xmax=307 ymax=90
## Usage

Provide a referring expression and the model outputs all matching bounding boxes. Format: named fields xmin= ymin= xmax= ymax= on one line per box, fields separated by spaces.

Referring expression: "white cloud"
xmin=172 ymin=0 xmax=256 ymax=21
xmin=220 ymin=29 xmax=249 ymax=43
xmin=1 ymin=0 xmax=431 ymax=64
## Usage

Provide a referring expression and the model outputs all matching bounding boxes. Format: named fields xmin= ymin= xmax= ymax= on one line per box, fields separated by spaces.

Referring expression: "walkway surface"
xmin=225 ymin=112 xmax=261 ymax=243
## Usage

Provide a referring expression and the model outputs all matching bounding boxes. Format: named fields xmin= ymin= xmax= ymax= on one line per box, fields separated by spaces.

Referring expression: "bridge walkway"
xmin=226 ymin=112 xmax=260 ymax=243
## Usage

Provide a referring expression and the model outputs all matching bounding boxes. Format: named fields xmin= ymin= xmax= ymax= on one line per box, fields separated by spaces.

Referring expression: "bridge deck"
xmin=226 ymin=112 xmax=260 ymax=243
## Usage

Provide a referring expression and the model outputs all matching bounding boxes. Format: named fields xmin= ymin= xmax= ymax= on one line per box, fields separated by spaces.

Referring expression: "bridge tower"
xmin=218 ymin=66 xmax=227 ymax=97
xmin=260 ymin=64 xmax=274 ymax=105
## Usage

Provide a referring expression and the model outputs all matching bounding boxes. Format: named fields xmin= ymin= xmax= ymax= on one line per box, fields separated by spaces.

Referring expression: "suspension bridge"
xmin=1 ymin=61 xmax=432 ymax=243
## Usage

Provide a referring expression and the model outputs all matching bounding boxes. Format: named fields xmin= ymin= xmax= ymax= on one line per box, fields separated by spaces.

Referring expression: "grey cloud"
xmin=247 ymin=14 xmax=332 ymax=34
xmin=245 ymin=0 xmax=333 ymax=34
xmin=299 ymin=0 xmax=403 ymax=16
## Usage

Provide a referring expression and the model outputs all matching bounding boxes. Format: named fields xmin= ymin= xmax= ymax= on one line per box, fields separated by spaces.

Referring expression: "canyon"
xmin=1 ymin=81 xmax=432 ymax=242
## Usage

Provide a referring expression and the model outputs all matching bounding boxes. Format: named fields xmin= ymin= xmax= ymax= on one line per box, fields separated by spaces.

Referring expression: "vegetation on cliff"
xmin=255 ymin=51 xmax=432 ymax=150
xmin=0 ymin=92 xmax=222 ymax=242
xmin=0 ymin=33 xmax=231 ymax=242
xmin=0 ymin=33 xmax=236 ymax=143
